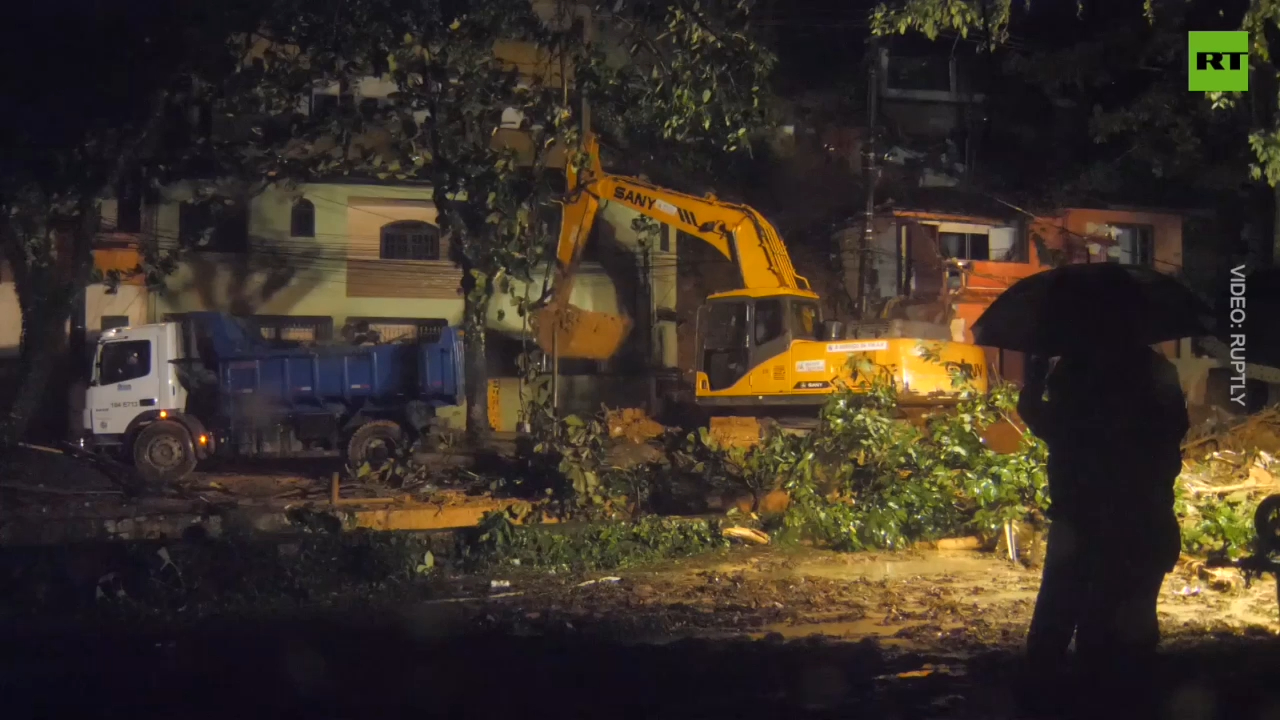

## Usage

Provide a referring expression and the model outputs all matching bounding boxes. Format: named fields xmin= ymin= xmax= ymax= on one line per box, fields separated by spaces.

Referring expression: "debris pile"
xmin=1180 ymin=406 xmax=1280 ymax=499
xmin=1183 ymin=407 xmax=1280 ymax=458
xmin=605 ymin=408 xmax=665 ymax=444
xmin=1174 ymin=406 xmax=1280 ymax=587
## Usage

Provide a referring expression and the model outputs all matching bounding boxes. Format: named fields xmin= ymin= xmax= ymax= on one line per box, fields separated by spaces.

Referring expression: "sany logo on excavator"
xmin=612 ymin=187 xmax=700 ymax=227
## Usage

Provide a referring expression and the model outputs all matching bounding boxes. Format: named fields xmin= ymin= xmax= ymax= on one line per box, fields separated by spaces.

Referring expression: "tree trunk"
xmin=463 ymin=280 xmax=492 ymax=448
xmin=1272 ymin=183 xmax=1280 ymax=266
xmin=0 ymin=295 xmax=76 ymax=453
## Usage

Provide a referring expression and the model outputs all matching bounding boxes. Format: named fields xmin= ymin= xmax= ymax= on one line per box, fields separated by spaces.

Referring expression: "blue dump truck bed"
xmin=184 ymin=312 xmax=464 ymax=408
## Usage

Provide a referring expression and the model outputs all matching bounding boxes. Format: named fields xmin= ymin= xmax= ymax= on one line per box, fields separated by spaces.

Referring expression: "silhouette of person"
xmin=1017 ymin=343 xmax=1188 ymax=715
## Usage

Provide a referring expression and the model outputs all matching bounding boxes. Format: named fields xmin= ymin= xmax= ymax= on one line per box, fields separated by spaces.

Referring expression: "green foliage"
xmin=870 ymin=0 xmax=1280 ymax=193
xmin=870 ymin=0 xmax=1012 ymax=47
xmin=580 ymin=0 xmax=776 ymax=174
xmin=1178 ymin=487 xmax=1259 ymax=560
xmin=458 ymin=509 xmax=728 ymax=573
xmin=765 ymin=356 xmax=1048 ymax=551
xmin=504 ymin=350 xmax=1052 ymax=550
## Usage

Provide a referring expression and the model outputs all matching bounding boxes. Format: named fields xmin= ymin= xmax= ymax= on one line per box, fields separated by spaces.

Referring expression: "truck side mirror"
xmin=820 ymin=320 xmax=843 ymax=341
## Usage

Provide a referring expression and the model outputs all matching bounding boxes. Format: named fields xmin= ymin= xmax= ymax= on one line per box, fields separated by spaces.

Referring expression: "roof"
xmin=884 ymin=187 xmax=1024 ymax=224
xmin=1061 ymin=202 xmax=1206 ymax=218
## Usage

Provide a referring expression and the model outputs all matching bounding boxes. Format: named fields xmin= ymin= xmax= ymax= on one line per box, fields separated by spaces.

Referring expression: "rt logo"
xmin=1188 ymin=31 xmax=1249 ymax=92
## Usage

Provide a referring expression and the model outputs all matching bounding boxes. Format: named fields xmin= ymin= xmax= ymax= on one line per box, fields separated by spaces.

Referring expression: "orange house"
xmin=890 ymin=205 xmax=1184 ymax=386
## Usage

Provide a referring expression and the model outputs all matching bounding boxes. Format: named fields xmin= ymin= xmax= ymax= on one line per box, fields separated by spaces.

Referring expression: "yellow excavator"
xmin=530 ymin=135 xmax=989 ymax=444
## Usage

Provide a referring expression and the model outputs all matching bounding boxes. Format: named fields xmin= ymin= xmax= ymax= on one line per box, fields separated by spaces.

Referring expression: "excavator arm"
xmin=555 ymin=136 xmax=811 ymax=292
xmin=533 ymin=134 xmax=813 ymax=360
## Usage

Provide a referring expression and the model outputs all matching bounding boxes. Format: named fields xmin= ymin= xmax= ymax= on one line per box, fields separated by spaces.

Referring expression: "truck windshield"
xmin=98 ymin=340 xmax=152 ymax=385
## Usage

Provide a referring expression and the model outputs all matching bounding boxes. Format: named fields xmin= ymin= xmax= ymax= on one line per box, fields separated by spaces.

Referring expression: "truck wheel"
xmin=347 ymin=420 xmax=404 ymax=470
xmin=133 ymin=421 xmax=198 ymax=484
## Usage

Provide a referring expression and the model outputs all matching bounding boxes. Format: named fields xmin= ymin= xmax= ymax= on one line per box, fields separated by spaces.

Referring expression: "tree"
xmin=0 ymin=0 xmax=776 ymax=451
xmin=0 ymin=1 xmax=273 ymax=450
xmin=228 ymin=0 xmax=776 ymax=442
xmin=578 ymin=0 xmax=776 ymax=186
xmin=869 ymin=0 xmax=1280 ymax=255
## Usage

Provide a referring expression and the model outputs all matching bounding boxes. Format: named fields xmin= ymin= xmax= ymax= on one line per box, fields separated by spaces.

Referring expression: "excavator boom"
xmin=534 ymin=134 xmax=814 ymax=360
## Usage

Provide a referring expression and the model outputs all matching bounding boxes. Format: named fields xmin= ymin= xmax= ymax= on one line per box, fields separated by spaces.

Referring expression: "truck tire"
xmin=133 ymin=420 xmax=198 ymax=484
xmin=1255 ymin=494 xmax=1280 ymax=555
xmin=347 ymin=420 xmax=404 ymax=470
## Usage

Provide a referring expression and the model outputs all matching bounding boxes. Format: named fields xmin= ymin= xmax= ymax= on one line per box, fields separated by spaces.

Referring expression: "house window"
xmin=939 ymin=232 xmax=990 ymax=261
xmin=935 ymin=224 xmax=1020 ymax=262
xmin=886 ymin=55 xmax=952 ymax=93
xmin=115 ymin=175 xmax=143 ymax=234
xmin=290 ymin=199 xmax=315 ymax=238
xmin=100 ymin=316 xmax=131 ymax=332
xmin=660 ymin=224 xmax=671 ymax=253
xmin=179 ymin=200 xmax=249 ymax=253
xmin=1107 ymin=225 xmax=1155 ymax=266
xmin=344 ymin=317 xmax=448 ymax=344
xmin=311 ymin=91 xmax=355 ymax=119
xmin=358 ymin=97 xmax=381 ymax=119
xmin=380 ymin=220 xmax=441 ymax=261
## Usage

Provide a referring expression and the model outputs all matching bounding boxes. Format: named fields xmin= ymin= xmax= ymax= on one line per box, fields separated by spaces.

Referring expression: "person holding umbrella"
xmin=971 ymin=263 xmax=1212 ymax=715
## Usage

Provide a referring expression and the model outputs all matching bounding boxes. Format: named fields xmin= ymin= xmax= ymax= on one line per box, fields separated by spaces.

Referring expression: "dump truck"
xmin=79 ymin=312 xmax=464 ymax=484
xmin=530 ymin=134 xmax=989 ymax=440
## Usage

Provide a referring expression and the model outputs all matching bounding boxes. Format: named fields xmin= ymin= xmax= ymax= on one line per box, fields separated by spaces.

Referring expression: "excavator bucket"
xmin=531 ymin=303 xmax=632 ymax=360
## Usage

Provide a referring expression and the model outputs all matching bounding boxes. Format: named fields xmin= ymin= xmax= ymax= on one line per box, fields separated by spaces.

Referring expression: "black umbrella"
xmin=970 ymin=263 xmax=1215 ymax=356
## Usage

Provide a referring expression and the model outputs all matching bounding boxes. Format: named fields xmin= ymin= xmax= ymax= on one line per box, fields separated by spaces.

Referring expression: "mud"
xmin=4 ymin=546 xmax=1279 ymax=719
xmin=453 ymin=546 xmax=1279 ymax=651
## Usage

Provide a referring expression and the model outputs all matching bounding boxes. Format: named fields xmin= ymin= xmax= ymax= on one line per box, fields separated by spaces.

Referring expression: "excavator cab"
xmin=696 ymin=290 xmax=826 ymax=392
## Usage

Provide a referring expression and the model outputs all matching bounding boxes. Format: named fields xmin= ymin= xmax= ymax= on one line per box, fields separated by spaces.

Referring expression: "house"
xmin=865 ymin=195 xmax=1192 ymax=392
xmin=875 ymin=41 xmax=988 ymax=187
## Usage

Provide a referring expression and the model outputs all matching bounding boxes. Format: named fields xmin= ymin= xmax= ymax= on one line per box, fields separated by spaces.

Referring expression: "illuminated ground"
xmin=3 ymin=547 xmax=1278 ymax=718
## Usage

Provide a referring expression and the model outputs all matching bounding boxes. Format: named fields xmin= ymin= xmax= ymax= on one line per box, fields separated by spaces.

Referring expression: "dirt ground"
xmin=455 ymin=546 xmax=1280 ymax=648
xmin=4 ymin=545 xmax=1280 ymax=719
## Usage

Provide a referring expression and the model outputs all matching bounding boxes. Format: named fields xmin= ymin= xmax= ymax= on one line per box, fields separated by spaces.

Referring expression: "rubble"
xmin=605 ymin=408 xmax=665 ymax=444
xmin=1183 ymin=407 xmax=1280 ymax=459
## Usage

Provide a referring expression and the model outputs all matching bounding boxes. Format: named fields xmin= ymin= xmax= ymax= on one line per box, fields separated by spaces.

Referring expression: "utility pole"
xmin=580 ymin=3 xmax=592 ymax=137
xmin=858 ymin=38 xmax=881 ymax=321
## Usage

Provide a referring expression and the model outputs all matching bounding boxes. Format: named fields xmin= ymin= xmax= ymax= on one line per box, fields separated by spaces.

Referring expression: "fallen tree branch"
xmin=1182 ymin=409 xmax=1280 ymax=453
xmin=1183 ymin=480 xmax=1271 ymax=496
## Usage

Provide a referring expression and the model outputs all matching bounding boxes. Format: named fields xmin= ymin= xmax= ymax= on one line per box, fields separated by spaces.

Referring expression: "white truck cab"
xmin=84 ymin=322 xmax=192 ymax=450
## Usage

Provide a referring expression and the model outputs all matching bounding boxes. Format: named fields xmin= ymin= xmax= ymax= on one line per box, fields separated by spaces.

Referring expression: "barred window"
xmin=380 ymin=220 xmax=441 ymax=261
